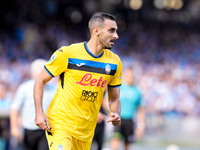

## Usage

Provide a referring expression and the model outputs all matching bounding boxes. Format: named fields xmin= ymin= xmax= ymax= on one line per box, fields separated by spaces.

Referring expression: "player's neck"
xmin=87 ymin=40 xmax=104 ymax=57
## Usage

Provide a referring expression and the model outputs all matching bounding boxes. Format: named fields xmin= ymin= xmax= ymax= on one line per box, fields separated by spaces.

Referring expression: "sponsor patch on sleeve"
xmin=49 ymin=54 xmax=56 ymax=63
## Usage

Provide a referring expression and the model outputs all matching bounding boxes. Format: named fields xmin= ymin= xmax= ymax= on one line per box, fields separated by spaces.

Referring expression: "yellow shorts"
xmin=45 ymin=129 xmax=92 ymax=150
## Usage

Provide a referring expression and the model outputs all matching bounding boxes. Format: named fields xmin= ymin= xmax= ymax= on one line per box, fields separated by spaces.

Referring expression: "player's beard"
xmin=100 ymin=38 xmax=115 ymax=50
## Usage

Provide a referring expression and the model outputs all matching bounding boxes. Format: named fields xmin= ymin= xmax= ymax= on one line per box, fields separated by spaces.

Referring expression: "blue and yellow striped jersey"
xmin=45 ymin=42 xmax=122 ymax=142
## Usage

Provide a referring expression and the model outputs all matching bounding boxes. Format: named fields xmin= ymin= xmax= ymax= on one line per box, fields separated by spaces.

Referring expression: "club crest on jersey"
xmin=105 ymin=64 xmax=111 ymax=74
xmin=49 ymin=54 xmax=56 ymax=63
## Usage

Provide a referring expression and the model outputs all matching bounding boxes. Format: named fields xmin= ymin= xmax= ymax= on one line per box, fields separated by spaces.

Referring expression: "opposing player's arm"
xmin=106 ymin=86 xmax=121 ymax=126
xmin=34 ymin=68 xmax=52 ymax=131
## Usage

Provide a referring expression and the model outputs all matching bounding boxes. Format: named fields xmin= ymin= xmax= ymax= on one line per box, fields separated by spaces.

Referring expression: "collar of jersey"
xmin=84 ymin=42 xmax=104 ymax=58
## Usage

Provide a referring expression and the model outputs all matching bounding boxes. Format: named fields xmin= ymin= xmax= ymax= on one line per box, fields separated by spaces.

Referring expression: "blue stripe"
xmin=44 ymin=66 xmax=54 ymax=77
xmin=68 ymin=58 xmax=117 ymax=71
xmin=84 ymin=42 xmax=104 ymax=58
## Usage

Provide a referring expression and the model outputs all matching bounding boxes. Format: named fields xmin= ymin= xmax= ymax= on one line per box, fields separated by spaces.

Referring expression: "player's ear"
xmin=94 ymin=27 xmax=100 ymax=37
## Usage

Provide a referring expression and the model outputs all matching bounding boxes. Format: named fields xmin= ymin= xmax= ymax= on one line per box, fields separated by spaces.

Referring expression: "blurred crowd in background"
xmin=1 ymin=0 xmax=200 ymax=149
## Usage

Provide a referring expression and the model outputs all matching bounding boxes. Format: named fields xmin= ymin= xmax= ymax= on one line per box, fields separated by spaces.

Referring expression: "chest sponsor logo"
xmin=81 ymin=90 xmax=98 ymax=102
xmin=76 ymin=73 xmax=107 ymax=88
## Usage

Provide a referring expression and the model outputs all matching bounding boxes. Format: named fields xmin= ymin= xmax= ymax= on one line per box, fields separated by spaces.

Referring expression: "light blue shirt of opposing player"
xmin=120 ymin=83 xmax=142 ymax=119
xmin=11 ymin=79 xmax=57 ymax=130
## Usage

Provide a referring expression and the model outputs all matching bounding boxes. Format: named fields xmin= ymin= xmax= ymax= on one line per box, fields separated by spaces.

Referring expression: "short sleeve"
xmin=108 ymin=58 xmax=122 ymax=87
xmin=11 ymin=84 xmax=25 ymax=111
xmin=45 ymin=47 xmax=68 ymax=77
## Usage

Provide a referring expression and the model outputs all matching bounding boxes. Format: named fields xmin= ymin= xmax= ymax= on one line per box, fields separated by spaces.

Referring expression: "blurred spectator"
xmin=0 ymin=81 xmax=11 ymax=150
xmin=10 ymin=59 xmax=57 ymax=150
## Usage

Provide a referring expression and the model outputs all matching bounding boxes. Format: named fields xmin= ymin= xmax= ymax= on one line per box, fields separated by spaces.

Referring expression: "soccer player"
xmin=111 ymin=67 xmax=145 ymax=150
xmin=34 ymin=12 xmax=122 ymax=150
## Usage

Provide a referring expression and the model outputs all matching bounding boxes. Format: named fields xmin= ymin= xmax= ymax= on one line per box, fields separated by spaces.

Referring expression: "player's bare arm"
xmin=10 ymin=110 xmax=23 ymax=141
xmin=34 ymin=68 xmax=52 ymax=132
xmin=106 ymin=86 xmax=121 ymax=126
xmin=135 ymin=106 xmax=146 ymax=140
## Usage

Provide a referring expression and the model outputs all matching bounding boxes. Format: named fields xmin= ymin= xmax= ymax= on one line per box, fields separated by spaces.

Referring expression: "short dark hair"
xmin=91 ymin=12 xmax=116 ymax=21
xmin=88 ymin=12 xmax=116 ymax=32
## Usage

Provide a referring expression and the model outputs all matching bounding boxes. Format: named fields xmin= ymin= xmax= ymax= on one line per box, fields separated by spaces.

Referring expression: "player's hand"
xmin=11 ymin=127 xmax=23 ymax=142
xmin=106 ymin=112 xmax=121 ymax=126
xmin=35 ymin=111 xmax=51 ymax=132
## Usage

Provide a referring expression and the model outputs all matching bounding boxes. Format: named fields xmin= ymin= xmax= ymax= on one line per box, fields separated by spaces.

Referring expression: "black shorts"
xmin=113 ymin=119 xmax=135 ymax=144
xmin=24 ymin=129 xmax=48 ymax=150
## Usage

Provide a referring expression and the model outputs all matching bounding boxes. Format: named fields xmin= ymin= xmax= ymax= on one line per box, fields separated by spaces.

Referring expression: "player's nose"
xmin=113 ymin=32 xmax=119 ymax=40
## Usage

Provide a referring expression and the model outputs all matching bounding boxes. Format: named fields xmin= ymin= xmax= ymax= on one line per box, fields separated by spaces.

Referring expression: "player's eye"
xmin=109 ymin=28 xmax=115 ymax=33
